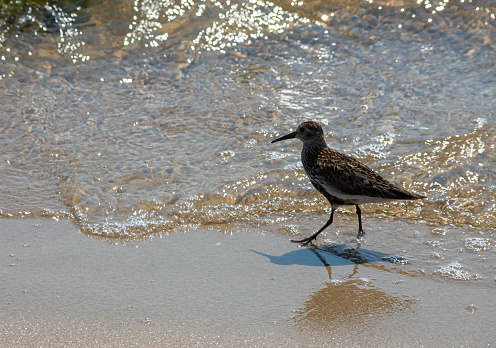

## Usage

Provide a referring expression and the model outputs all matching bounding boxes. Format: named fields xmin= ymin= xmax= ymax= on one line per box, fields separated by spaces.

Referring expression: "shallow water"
xmin=1 ymin=0 xmax=496 ymax=282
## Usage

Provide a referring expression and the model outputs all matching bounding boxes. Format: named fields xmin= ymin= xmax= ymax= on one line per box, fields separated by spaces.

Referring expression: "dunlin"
xmin=271 ymin=121 xmax=425 ymax=246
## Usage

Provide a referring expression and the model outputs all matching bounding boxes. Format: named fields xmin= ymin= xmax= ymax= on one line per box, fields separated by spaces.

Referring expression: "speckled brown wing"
xmin=311 ymin=148 xmax=422 ymax=201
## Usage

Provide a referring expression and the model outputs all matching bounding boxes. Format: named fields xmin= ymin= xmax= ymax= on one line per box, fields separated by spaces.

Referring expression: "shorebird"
xmin=271 ymin=121 xmax=425 ymax=246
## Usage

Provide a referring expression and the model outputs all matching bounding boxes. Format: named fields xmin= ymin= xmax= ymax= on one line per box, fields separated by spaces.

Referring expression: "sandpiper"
xmin=271 ymin=121 xmax=425 ymax=246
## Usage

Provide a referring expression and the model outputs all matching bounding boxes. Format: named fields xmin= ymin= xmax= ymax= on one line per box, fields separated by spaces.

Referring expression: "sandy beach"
xmin=0 ymin=218 xmax=493 ymax=347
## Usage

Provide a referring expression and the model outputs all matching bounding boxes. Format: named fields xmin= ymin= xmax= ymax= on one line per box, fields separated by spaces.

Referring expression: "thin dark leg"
xmin=291 ymin=209 xmax=336 ymax=246
xmin=355 ymin=205 xmax=365 ymax=239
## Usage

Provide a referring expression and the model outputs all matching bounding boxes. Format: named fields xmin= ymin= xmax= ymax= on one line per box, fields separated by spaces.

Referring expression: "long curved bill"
xmin=271 ymin=132 xmax=296 ymax=143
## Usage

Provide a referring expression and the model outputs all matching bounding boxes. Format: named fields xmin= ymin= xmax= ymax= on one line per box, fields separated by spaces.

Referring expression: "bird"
xmin=271 ymin=121 xmax=425 ymax=246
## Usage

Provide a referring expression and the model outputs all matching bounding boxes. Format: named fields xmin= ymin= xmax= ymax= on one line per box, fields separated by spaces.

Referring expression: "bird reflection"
xmin=251 ymin=243 xmax=415 ymax=330
xmin=292 ymin=274 xmax=414 ymax=329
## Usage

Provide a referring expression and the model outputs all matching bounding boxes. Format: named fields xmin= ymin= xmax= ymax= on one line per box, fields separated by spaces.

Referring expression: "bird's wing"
xmin=312 ymin=150 xmax=412 ymax=201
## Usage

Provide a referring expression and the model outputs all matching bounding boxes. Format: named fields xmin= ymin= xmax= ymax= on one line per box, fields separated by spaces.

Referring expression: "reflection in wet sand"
xmin=293 ymin=275 xmax=413 ymax=330
xmin=291 ymin=246 xmax=415 ymax=329
xmin=252 ymin=244 xmax=415 ymax=329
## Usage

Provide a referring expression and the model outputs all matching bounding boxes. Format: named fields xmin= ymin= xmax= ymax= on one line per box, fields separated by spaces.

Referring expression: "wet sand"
xmin=1 ymin=218 xmax=494 ymax=347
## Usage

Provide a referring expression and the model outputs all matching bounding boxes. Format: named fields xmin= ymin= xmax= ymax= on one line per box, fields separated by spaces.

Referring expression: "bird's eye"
xmin=299 ymin=126 xmax=306 ymax=133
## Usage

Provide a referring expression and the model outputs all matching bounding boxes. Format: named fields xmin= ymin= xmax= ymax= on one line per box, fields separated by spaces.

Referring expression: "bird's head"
xmin=271 ymin=121 xmax=325 ymax=145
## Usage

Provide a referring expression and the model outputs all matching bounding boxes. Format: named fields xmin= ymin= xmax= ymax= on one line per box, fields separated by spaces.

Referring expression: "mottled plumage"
xmin=271 ymin=121 xmax=425 ymax=245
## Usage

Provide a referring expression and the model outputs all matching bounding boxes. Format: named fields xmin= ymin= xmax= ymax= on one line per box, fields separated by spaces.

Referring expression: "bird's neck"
xmin=302 ymin=139 xmax=327 ymax=159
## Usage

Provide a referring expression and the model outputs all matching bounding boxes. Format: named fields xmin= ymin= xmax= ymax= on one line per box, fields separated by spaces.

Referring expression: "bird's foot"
xmin=355 ymin=230 xmax=365 ymax=241
xmin=291 ymin=236 xmax=317 ymax=247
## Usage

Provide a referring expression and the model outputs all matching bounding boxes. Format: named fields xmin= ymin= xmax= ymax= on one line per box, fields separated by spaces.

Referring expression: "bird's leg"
xmin=355 ymin=205 xmax=365 ymax=239
xmin=291 ymin=209 xmax=336 ymax=246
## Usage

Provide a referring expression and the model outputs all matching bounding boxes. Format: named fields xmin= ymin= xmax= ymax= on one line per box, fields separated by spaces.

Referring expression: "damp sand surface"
xmin=1 ymin=218 xmax=494 ymax=347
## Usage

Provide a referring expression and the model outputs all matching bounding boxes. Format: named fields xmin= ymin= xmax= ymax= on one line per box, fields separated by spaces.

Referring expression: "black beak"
xmin=271 ymin=132 xmax=296 ymax=143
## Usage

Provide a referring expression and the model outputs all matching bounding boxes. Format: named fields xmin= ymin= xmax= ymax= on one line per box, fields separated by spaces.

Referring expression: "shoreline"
xmin=1 ymin=218 xmax=493 ymax=347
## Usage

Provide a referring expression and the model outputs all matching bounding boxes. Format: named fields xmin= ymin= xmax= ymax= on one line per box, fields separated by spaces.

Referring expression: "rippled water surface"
xmin=1 ymin=0 xmax=496 ymax=282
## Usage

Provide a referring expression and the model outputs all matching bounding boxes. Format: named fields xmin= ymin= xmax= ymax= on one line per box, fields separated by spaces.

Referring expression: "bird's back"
xmin=302 ymin=145 xmax=424 ymax=205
